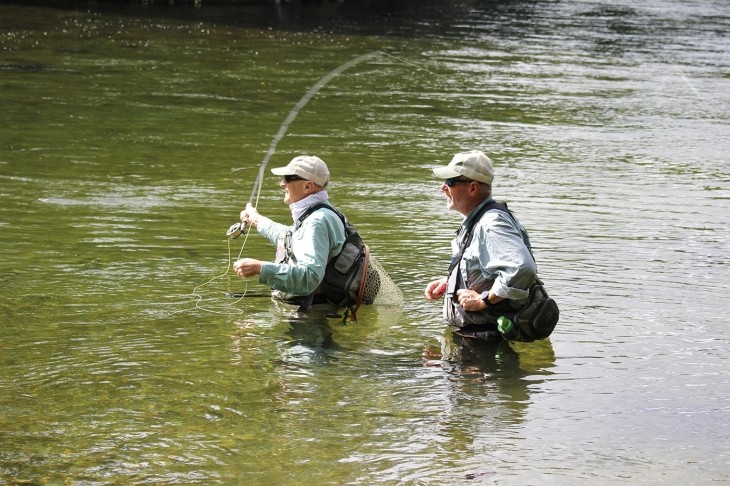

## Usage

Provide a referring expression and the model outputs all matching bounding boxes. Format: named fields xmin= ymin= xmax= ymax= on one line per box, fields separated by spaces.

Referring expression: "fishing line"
xmin=144 ymin=237 xmax=247 ymax=317
xmin=672 ymin=65 xmax=721 ymax=120
xmin=194 ymin=50 xmax=440 ymax=313
xmin=375 ymin=50 xmax=449 ymax=80
xmin=189 ymin=237 xmax=247 ymax=315
xmin=230 ymin=50 xmax=446 ymax=207
xmin=674 ymin=65 xmax=702 ymax=100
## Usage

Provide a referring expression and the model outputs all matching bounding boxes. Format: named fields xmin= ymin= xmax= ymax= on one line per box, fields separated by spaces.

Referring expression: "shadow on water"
xmin=2 ymin=0 xmax=688 ymax=71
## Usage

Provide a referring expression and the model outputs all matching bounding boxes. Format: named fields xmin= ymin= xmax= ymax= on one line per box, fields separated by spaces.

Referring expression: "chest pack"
xmin=294 ymin=203 xmax=370 ymax=320
xmin=447 ymin=200 xmax=559 ymax=342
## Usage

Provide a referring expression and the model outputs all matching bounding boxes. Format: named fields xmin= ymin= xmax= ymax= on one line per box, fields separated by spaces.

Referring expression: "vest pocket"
xmin=333 ymin=242 xmax=360 ymax=274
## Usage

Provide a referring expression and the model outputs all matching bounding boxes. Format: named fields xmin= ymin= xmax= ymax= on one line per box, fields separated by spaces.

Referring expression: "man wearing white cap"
xmin=424 ymin=150 xmax=537 ymax=340
xmin=234 ymin=155 xmax=347 ymax=307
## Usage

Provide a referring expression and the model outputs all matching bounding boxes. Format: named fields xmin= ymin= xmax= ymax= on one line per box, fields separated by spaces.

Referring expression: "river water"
xmin=1 ymin=0 xmax=728 ymax=484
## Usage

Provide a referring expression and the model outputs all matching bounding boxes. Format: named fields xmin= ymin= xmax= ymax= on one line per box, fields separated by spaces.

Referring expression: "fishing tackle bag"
xmin=317 ymin=219 xmax=372 ymax=309
xmin=506 ymin=277 xmax=559 ymax=342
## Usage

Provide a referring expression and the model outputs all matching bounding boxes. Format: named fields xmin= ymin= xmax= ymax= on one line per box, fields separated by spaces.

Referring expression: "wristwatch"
xmin=480 ymin=291 xmax=491 ymax=307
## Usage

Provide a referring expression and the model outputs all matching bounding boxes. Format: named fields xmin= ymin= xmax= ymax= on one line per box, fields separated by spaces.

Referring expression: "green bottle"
xmin=498 ymin=316 xmax=520 ymax=340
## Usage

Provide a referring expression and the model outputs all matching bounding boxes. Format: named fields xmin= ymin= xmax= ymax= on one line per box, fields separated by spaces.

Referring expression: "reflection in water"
xmin=425 ymin=330 xmax=556 ymax=420
xmin=278 ymin=305 xmax=338 ymax=355
xmin=414 ymin=332 xmax=556 ymax=482
xmin=439 ymin=333 xmax=555 ymax=378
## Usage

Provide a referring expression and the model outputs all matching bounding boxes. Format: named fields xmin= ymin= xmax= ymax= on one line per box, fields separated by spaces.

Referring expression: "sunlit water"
xmin=1 ymin=1 xmax=728 ymax=484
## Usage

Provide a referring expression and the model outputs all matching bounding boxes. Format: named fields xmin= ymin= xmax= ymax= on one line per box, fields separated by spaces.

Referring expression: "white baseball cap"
xmin=271 ymin=155 xmax=330 ymax=187
xmin=432 ymin=150 xmax=494 ymax=185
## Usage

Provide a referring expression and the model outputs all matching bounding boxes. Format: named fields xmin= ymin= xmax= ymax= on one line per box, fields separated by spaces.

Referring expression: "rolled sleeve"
xmin=461 ymin=211 xmax=536 ymax=301
xmin=482 ymin=215 xmax=536 ymax=299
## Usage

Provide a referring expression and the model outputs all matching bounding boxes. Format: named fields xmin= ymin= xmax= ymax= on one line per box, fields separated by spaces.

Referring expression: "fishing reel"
xmin=226 ymin=222 xmax=246 ymax=240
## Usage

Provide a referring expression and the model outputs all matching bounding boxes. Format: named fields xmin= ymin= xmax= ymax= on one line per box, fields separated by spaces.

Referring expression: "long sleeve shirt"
xmin=452 ymin=197 xmax=536 ymax=301
xmin=256 ymin=207 xmax=345 ymax=297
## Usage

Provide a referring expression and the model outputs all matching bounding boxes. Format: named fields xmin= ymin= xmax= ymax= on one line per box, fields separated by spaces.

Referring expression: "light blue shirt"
xmin=453 ymin=197 xmax=537 ymax=301
xmin=257 ymin=206 xmax=345 ymax=297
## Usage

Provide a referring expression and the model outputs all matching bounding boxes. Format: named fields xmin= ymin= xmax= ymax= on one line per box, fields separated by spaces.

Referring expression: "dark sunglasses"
xmin=444 ymin=177 xmax=473 ymax=187
xmin=283 ymin=174 xmax=306 ymax=183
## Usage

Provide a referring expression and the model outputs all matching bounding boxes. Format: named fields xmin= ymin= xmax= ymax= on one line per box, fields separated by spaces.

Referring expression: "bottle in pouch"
xmin=497 ymin=316 xmax=520 ymax=340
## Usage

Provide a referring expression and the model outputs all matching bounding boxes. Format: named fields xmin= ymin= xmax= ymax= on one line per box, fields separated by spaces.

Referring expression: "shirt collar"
xmin=460 ymin=197 xmax=494 ymax=232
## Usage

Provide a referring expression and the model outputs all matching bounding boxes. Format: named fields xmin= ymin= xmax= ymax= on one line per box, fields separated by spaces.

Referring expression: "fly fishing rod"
xmin=226 ymin=51 xmax=380 ymax=241
xmin=187 ymin=50 xmax=440 ymax=314
xmin=197 ymin=50 xmax=440 ymax=312
xmin=226 ymin=50 xmax=447 ymax=240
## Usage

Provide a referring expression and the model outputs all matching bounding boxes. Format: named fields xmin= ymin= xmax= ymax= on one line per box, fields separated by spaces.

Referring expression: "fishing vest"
xmin=444 ymin=200 xmax=529 ymax=331
xmin=274 ymin=203 xmax=369 ymax=317
xmin=444 ymin=200 xmax=559 ymax=342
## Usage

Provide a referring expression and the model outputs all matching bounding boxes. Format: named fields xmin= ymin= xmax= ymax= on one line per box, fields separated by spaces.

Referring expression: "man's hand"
xmin=233 ymin=258 xmax=263 ymax=279
xmin=456 ymin=288 xmax=488 ymax=311
xmin=240 ymin=203 xmax=261 ymax=228
xmin=425 ymin=277 xmax=448 ymax=300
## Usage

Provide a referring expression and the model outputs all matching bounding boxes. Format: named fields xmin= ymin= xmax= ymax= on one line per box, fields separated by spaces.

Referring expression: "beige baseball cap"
xmin=432 ymin=150 xmax=494 ymax=185
xmin=271 ymin=155 xmax=330 ymax=187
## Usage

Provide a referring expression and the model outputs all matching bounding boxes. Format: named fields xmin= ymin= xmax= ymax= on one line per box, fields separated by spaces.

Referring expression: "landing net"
xmin=360 ymin=253 xmax=403 ymax=307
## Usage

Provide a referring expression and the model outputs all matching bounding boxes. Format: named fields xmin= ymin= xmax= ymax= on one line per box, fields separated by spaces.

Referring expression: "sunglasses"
xmin=283 ymin=174 xmax=306 ymax=183
xmin=444 ymin=177 xmax=473 ymax=187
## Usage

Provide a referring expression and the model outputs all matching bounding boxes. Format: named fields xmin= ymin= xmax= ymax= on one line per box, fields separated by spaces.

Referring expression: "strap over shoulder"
xmin=295 ymin=202 xmax=346 ymax=231
xmin=447 ymin=200 xmax=511 ymax=275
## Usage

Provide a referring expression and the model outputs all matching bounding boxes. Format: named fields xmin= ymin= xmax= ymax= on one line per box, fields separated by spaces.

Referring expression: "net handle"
xmin=349 ymin=245 xmax=370 ymax=321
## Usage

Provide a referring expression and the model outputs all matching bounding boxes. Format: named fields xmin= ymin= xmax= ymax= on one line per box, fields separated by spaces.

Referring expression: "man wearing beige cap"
xmin=234 ymin=155 xmax=347 ymax=307
xmin=425 ymin=150 xmax=537 ymax=340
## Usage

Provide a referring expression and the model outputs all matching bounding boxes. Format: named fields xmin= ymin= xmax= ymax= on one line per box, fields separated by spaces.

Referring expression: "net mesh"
xmin=360 ymin=254 xmax=403 ymax=306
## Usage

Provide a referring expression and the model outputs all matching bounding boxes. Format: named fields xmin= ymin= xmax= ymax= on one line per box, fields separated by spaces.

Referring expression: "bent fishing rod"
xmin=191 ymin=50 xmax=442 ymax=313
xmin=226 ymin=50 xmax=445 ymax=240
xmin=226 ymin=51 xmax=380 ymax=240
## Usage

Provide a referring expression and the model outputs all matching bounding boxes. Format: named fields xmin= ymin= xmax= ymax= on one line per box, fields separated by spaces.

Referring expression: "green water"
xmin=1 ymin=1 xmax=729 ymax=484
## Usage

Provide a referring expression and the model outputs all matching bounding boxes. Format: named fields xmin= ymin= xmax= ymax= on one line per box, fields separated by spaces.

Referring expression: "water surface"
xmin=1 ymin=1 xmax=729 ymax=484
